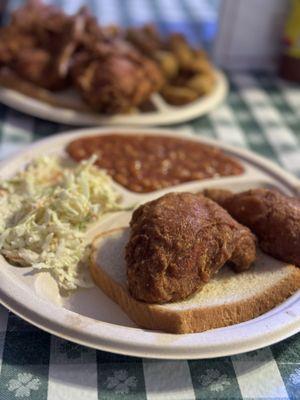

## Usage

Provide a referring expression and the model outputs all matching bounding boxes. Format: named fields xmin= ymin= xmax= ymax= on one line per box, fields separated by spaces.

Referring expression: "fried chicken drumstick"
xmin=126 ymin=192 xmax=256 ymax=303
xmin=204 ymin=188 xmax=300 ymax=267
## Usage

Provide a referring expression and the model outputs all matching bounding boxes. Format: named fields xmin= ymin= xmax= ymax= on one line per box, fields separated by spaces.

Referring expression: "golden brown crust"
xmin=204 ymin=188 xmax=300 ymax=267
xmin=126 ymin=192 xmax=256 ymax=303
xmin=90 ymin=227 xmax=300 ymax=334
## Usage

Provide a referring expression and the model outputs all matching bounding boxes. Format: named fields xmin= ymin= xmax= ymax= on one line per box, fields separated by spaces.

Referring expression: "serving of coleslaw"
xmin=0 ymin=155 xmax=122 ymax=292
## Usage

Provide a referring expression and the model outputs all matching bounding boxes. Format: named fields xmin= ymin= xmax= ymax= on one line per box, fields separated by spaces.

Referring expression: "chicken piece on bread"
xmin=125 ymin=192 xmax=256 ymax=304
xmin=204 ymin=188 xmax=300 ymax=267
xmin=90 ymin=227 xmax=300 ymax=334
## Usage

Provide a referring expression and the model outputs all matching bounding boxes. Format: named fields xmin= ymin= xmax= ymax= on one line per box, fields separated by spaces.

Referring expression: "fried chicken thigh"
xmin=204 ymin=188 xmax=300 ymax=266
xmin=125 ymin=192 xmax=256 ymax=303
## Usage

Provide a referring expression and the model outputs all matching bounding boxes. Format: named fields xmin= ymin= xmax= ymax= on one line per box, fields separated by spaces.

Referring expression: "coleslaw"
xmin=0 ymin=155 xmax=121 ymax=292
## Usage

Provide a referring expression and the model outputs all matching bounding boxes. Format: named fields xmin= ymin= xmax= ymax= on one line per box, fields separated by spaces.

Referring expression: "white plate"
xmin=0 ymin=127 xmax=299 ymax=360
xmin=0 ymin=71 xmax=227 ymax=126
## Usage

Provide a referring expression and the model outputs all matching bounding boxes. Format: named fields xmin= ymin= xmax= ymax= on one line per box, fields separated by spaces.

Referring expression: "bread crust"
xmin=90 ymin=228 xmax=300 ymax=334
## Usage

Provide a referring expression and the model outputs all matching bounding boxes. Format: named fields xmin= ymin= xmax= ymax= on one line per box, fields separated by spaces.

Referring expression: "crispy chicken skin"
xmin=69 ymin=13 xmax=164 ymax=113
xmin=204 ymin=188 xmax=300 ymax=266
xmin=0 ymin=0 xmax=72 ymax=89
xmin=72 ymin=46 xmax=163 ymax=113
xmin=125 ymin=192 xmax=256 ymax=303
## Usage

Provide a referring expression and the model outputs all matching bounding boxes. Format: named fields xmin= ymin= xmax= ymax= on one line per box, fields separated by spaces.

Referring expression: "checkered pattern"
xmin=0 ymin=1 xmax=300 ymax=399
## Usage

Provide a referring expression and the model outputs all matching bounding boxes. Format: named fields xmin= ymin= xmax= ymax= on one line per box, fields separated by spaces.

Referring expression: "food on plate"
xmin=90 ymin=227 xmax=300 ymax=334
xmin=125 ymin=192 xmax=256 ymax=303
xmin=0 ymin=0 xmax=216 ymax=114
xmin=71 ymin=41 xmax=163 ymax=114
xmin=66 ymin=134 xmax=244 ymax=193
xmin=0 ymin=0 xmax=163 ymax=114
xmin=0 ymin=0 xmax=75 ymax=90
xmin=160 ymin=85 xmax=199 ymax=106
xmin=0 ymin=155 xmax=121 ymax=292
xmin=204 ymin=188 xmax=300 ymax=266
xmin=0 ymin=68 xmax=91 ymax=112
xmin=69 ymin=11 xmax=164 ymax=113
xmin=126 ymin=26 xmax=216 ymax=105
xmin=90 ymin=189 xmax=300 ymax=333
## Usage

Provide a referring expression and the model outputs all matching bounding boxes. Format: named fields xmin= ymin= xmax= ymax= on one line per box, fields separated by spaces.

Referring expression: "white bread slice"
xmin=89 ymin=227 xmax=300 ymax=334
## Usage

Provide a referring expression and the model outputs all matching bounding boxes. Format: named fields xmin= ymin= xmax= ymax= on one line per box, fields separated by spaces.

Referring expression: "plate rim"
xmin=0 ymin=126 xmax=299 ymax=360
xmin=0 ymin=70 xmax=227 ymax=126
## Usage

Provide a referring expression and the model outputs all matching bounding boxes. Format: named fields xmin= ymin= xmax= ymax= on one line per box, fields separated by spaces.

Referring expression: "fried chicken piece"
xmin=68 ymin=13 xmax=164 ymax=113
xmin=0 ymin=1 xmax=66 ymax=89
xmin=0 ymin=0 xmax=85 ymax=90
xmin=0 ymin=26 xmax=36 ymax=67
xmin=125 ymin=192 xmax=256 ymax=303
xmin=28 ymin=6 xmax=90 ymax=87
xmin=10 ymin=0 xmax=66 ymax=32
xmin=72 ymin=41 xmax=164 ymax=113
xmin=204 ymin=188 xmax=300 ymax=266
xmin=13 ymin=48 xmax=67 ymax=90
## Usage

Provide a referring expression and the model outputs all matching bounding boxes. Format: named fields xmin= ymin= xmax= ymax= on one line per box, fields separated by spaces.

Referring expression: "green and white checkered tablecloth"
xmin=1 ymin=1 xmax=300 ymax=399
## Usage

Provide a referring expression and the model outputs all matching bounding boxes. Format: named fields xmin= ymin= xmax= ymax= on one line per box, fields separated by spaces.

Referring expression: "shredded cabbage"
xmin=0 ymin=155 xmax=122 ymax=292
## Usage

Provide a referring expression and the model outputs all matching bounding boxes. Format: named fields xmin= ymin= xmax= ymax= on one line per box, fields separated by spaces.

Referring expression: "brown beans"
xmin=66 ymin=134 xmax=244 ymax=193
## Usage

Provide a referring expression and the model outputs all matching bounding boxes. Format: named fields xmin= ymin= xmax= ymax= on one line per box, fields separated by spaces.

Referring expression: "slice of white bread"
xmin=90 ymin=227 xmax=300 ymax=334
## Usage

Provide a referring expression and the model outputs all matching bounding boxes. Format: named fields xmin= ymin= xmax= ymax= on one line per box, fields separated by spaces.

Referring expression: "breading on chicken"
xmin=204 ymin=188 xmax=300 ymax=267
xmin=72 ymin=40 xmax=164 ymax=113
xmin=70 ymin=12 xmax=164 ymax=113
xmin=0 ymin=0 xmax=74 ymax=89
xmin=125 ymin=192 xmax=256 ymax=303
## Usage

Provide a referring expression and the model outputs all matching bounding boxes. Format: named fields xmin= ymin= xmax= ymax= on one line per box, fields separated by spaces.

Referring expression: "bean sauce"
xmin=66 ymin=134 xmax=244 ymax=193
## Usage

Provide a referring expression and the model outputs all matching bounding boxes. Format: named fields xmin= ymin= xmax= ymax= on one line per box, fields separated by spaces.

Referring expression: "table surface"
xmin=0 ymin=1 xmax=300 ymax=399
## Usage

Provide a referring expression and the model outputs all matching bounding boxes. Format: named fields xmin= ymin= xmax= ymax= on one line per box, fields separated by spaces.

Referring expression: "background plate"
xmin=0 ymin=71 xmax=227 ymax=126
xmin=0 ymin=127 xmax=299 ymax=359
